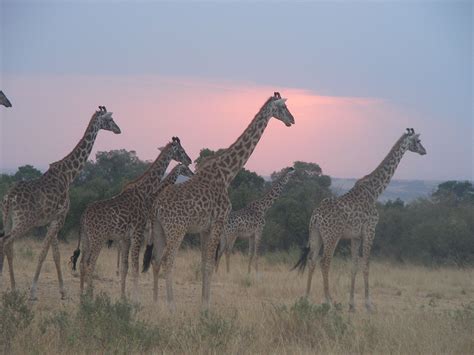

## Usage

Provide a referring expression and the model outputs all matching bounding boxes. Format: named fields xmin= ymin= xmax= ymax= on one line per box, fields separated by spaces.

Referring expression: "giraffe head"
xmin=280 ymin=166 xmax=296 ymax=180
xmin=94 ymin=106 xmax=121 ymax=134
xmin=160 ymin=137 xmax=192 ymax=166
xmin=405 ymin=128 xmax=427 ymax=155
xmin=0 ymin=91 xmax=12 ymax=108
xmin=267 ymin=92 xmax=295 ymax=127
xmin=175 ymin=163 xmax=195 ymax=178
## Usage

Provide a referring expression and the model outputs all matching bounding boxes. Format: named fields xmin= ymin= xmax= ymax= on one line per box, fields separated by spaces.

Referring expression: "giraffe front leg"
xmin=202 ymin=221 xmax=225 ymax=311
xmin=5 ymin=243 xmax=15 ymax=291
xmin=253 ymin=230 xmax=263 ymax=278
xmin=120 ymin=239 xmax=131 ymax=300
xmin=247 ymin=237 xmax=255 ymax=274
xmin=225 ymin=235 xmax=237 ymax=274
xmin=151 ymin=220 xmax=166 ymax=303
xmin=321 ymin=239 xmax=338 ymax=306
xmin=162 ymin=239 xmax=183 ymax=313
xmin=349 ymin=237 xmax=361 ymax=312
xmin=362 ymin=227 xmax=376 ymax=313
xmin=51 ymin=234 xmax=67 ymax=300
xmin=130 ymin=231 xmax=144 ymax=303
xmin=30 ymin=231 xmax=53 ymax=301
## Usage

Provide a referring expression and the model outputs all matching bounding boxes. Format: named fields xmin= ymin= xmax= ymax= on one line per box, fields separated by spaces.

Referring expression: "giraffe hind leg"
xmin=305 ymin=226 xmax=323 ymax=298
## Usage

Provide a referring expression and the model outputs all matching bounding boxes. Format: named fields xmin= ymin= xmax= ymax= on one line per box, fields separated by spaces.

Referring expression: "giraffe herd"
xmin=0 ymin=91 xmax=427 ymax=313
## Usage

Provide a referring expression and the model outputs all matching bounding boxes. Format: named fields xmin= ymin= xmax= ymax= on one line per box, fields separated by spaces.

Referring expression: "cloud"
xmin=1 ymin=74 xmax=467 ymax=180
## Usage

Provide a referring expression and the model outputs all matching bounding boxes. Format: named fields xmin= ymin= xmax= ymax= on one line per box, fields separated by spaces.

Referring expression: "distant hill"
xmin=330 ymin=178 xmax=442 ymax=202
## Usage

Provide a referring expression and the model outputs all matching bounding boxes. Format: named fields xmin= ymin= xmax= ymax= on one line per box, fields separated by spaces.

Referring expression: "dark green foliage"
xmin=1 ymin=148 xmax=473 ymax=265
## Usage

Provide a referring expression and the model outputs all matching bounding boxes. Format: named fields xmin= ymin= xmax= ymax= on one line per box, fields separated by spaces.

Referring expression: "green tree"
xmin=13 ymin=165 xmax=42 ymax=181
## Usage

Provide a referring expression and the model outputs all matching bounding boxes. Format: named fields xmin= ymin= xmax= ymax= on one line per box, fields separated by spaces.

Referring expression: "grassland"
xmin=1 ymin=239 xmax=473 ymax=354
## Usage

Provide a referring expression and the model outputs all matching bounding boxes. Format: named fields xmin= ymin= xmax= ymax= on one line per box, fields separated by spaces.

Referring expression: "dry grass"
xmin=1 ymin=239 xmax=473 ymax=354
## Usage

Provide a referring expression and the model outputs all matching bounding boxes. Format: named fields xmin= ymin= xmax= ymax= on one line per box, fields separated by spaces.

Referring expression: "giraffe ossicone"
xmin=294 ymin=129 xmax=427 ymax=312
xmin=0 ymin=106 xmax=121 ymax=300
xmin=146 ymin=92 xmax=295 ymax=311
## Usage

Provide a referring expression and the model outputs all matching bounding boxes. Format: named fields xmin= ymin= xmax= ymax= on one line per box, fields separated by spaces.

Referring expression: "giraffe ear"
xmin=158 ymin=146 xmax=165 ymax=152
xmin=102 ymin=112 xmax=113 ymax=118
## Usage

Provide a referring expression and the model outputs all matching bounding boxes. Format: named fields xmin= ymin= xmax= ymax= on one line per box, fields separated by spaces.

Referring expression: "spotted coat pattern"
xmin=0 ymin=107 xmax=121 ymax=300
xmin=216 ymin=167 xmax=295 ymax=274
xmin=76 ymin=138 xmax=191 ymax=299
xmin=149 ymin=93 xmax=295 ymax=311
xmin=301 ymin=131 xmax=427 ymax=312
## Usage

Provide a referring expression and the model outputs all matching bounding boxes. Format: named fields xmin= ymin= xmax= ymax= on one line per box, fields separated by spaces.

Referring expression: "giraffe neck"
xmin=251 ymin=174 xmax=291 ymax=212
xmin=200 ymin=98 xmax=273 ymax=185
xmin=134 ymin=143 xmax=174 ymax=196
xmin=48 ymin=117 xmax=101 ymax=184
xmin=356 ymin=134 xmax=409 ymax=201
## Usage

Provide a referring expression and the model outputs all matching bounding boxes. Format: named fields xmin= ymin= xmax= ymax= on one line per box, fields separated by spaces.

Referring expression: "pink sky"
xmin=0 ymin=74 xmax=458 ymax=180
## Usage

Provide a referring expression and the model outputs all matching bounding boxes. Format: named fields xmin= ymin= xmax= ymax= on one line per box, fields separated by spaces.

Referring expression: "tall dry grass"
xmin=1 ymin=239 xmax=473 ymax=354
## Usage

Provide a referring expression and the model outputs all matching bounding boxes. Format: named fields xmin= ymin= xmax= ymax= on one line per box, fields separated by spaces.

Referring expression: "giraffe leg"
xmin=30 ymin=219 xmax=64 ymax=300
xmin=349 ymin=237 xmax=361 ymax=312
xmin=0 ymin=221 xmax=34 ymax=291
xmin=162 ymin=232 xmax=185 ymax=312
xmin=321 ymin=238 xmax=338 ymax=306
xmin=5 ymin=243 xmax=15 ymax=291
xmin=362 ymin=224 xmax=376 ymax=313
xmin=202 ymin=221 xmax=225 ymax=311
xmin=120 ymin=239 xmax=131 ymax=299
xmin=29 ymin=232 xmax=53 ymax=300
xmin=225 ymin=235 xmax=237 ymax=274
xmin=116 ymin=241 xmax=121 ymax=277
xmin=85 ymin=247 xmax=102 ymax=297
xmin=130 ymin=230 xmax=144 ymax=302
xmin=305 ymin=227 xmax=323 ymax=298
xmin=253 ymin=230 xmax=263 ymax=277
xmin=247 ymin=236 xmax=255 ymax=274
xmin=51 ymin=235 xmax=66 ymax=300
xmin=151 ymin=221 xmax=166 ymax=303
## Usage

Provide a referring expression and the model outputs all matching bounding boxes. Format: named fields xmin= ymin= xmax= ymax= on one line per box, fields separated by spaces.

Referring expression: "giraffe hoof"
xmin=365 ymin=304 xmax=376 ymax=313
xmin=29 ymin=296 xmax=38 ymax=302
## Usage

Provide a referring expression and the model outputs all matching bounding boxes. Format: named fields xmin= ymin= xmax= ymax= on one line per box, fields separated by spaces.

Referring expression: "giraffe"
xmin=71 ymin=137 xmax=192 ymax=300
xmin=216 ymin=166 xmax=296 ymax=274
xmin=294 ymin=128 xmax=427 ymax=312
xmin=143 ymin=92 xmax=295 ymax=311
xmin=113 ymin=163 xmax=195 ymax=276
xmin=0 ymin=106 xmax=121 ymax=300
xmin=0 ymin=91 xmax=12 ymax=107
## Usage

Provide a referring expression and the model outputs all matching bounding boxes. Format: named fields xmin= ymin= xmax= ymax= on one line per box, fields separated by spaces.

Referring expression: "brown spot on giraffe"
xmin=0 ymin=106 xmax=121 ymax=300
xmin=146 ymin=92 xmax=295 ymax=311
xmin=216 ymin=167 xmax=295 ymax=274
xmin=295 ymin=129 xmax=427 ymax=312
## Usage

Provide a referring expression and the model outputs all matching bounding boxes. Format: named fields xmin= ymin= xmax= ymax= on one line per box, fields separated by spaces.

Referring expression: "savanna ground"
xmin=1 ymin=239 xmax=473 ymax=354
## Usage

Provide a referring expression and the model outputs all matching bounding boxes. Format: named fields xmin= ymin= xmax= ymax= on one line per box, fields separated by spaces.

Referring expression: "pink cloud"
xmin=1 ymin=74 xmax=436 ymax=179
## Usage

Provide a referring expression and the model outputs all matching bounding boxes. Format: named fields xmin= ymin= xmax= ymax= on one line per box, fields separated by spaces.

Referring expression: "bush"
xmin=0 ymin=291 xmax=34 ymax=352
xmin=269 ymin=298 xmax=352 ymax=348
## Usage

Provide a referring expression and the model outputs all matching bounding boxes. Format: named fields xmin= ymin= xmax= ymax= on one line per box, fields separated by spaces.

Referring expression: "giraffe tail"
xmin=142 ymin=244 xmax=153 ymax=273
xmin=106 ymin=240 xmax=113 ymax=248
xmin=292 ymin=246 xmax=311 ymax=273
xmin=69 ymin=220 xmax=83 ymax=271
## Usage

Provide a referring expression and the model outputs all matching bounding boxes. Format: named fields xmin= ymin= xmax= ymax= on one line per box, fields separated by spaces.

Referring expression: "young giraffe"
xmin=0 ymin=91 xmax=12 ymax=107
xmin=113 ymin=163 xmax=195 ymax=276
xmin=1 ymin=106 xmax=121 ymax=300
xmin=216 ymin=166 xmax=296 ymax=274
xmin=294 ymin=128 xmax=427 ymax=312
xmin=71 ymin=137 xmax=192 ymax=299
xmin=144 ymin=92 xmax=295 ymax=311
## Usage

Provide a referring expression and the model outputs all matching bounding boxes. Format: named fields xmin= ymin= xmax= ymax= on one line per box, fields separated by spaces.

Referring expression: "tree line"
xmin=1 ymin=149 xmax=473 ymax=266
